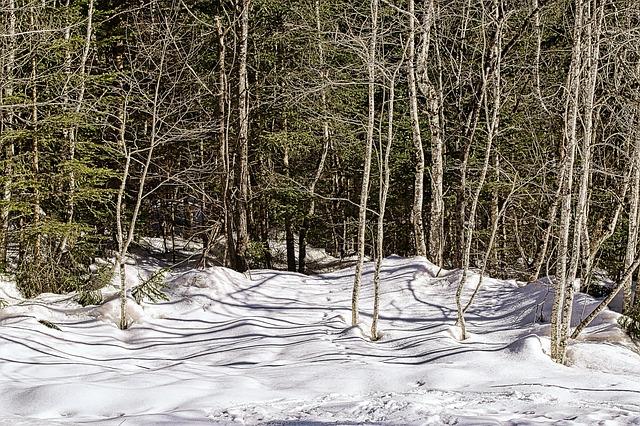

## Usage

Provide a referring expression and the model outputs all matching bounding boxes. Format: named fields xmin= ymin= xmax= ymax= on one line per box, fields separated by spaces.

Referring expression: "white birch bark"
xmin=372 ymin=62 xmax=399 ymax=341
xmin=550 ymin=0 xmax=583 ymax=363
xmin=59 ymin=0 xmax=94 ymax=258
xmin=625 ymin=125 xmax=640 ymax=311
xmin=234 ymin=0 xmax=251 ymax=273
xmin=407 ymin=0 xmax=427 ymax=258
xmin=352 ymin=0 xmax=379 ymax=327
xmin=116 ymin=36 xmax=168 ymax=329
xmin=455 ymin=0 xmax=502 ymax=341
xmin=416 ymin=0 xmax=444 ymax=265
xmin=299 ymin=0 xmax=331 ymax=273
xmin=1 ymin=0 xmax=16 ymax=265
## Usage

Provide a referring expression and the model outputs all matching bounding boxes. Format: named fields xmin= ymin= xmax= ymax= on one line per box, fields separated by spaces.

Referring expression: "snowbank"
xmin=0 ymin=256 xmax=638 ymax=424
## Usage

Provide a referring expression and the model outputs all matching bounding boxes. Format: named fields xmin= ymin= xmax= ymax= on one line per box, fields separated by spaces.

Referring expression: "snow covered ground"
xmin=0 ymin=257 xmax=639 ymax=424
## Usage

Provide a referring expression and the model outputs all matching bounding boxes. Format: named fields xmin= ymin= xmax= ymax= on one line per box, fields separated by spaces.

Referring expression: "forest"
xmin=1 ymin=0 xmax=640 ymax=386
xmin=2 ymin=0 xmax=640 ymax=423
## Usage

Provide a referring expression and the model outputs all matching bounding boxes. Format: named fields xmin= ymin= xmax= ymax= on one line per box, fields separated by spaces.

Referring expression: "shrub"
xmin=132 ymin=268 xmax=169 ymax=304
xmin=619 ymin=306 xmax=640 ymax=341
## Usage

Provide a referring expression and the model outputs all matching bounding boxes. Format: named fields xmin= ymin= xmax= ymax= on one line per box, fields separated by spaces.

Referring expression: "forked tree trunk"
xmin=372 ymin=58 xmax=401 ymax=341
xmin=455 ymin=0 xmax=503 ymax=341
xmin=352 ymin=0 xmax=379 ymax=327
xmin=550 ymin=0 xmax=583 ymax=364
xmin=115 ymin=37 xmax=167 ymax=329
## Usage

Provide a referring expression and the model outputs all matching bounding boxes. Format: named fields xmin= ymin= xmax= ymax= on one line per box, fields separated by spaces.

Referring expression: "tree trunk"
xmin=550 ymin=0 xmax=584 ymax=364
xmin=407 ymin=0 xmax=427 ymax=258
xmin=115 ymin=34 xmax=167 ymax=329
xmin=299 ymin=0 xmax=331 ymax=274
xmin=0 ymin=0 xmax=16 ymax=266
xmin=572 ymin=255 xmax=640 ymax=339
xmin=352 ymin=0 xmax=379 ymax=327
xmin=59 ymin=0 xmax=93 ymax=258
xmin=372 ymin=57 xmax=400 ymax=341
xmin=455 ymin=0 xmax=503 ymax=341
xmin=31 ymin=4 xmax=41 ymax=264
xmin=625 ymin=127 xmax=640 ymax=310
xmin=416 ymin=0 xmax=444 ymax=266
xmin=234 ymin=0 xmax=251 ymax=273
xmin=215 ymin=16 xmax=236 ymax=270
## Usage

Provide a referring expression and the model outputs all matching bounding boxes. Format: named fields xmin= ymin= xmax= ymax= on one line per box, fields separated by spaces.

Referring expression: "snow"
xmin=0 ymin=256 xmax=639 ymax=424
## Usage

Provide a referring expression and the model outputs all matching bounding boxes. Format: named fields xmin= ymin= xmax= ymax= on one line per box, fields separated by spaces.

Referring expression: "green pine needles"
xmin=132 ymin=268 xmax=169 ymax=304
xmin=619 ymin=306 xmax=640 ymax=341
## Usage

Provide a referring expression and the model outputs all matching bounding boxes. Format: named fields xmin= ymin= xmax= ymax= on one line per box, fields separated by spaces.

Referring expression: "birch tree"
xmin=371 ymin=34 xmax=404 ymax=341
xmin=234 ymin=0 xmax=251 ymax=273
xmin=298 ymin=0 xmax=331 ymax=274
xmin=112 ymin=2 xmax=211 ymax=328
xmin=416 ymin=0 xmax=444 ymax=266
xmin=455 ymin=0 xmax=503 ymax=341
xmin=0 ymin=0 xmax=16 ymax=267
xmin=352 ymin=0 xmax=379 ymax=327
xmin=407 ymin=0 xmax=427 ymax=258
xmin=550 ymin=0 xmax=584 ymax=363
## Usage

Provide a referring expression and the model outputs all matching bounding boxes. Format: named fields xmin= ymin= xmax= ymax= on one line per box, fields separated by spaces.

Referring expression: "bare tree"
xmin=0 ymin=0 xmax=16 ymax=266
xmin=234 ymin=0 xmax=251 ymax=273
xmin=58 ymin=0 xmax=94 ymax=260
xmin=298 ymin=0 xmax=331 ymax=274
xmin=550 ymin=0 xmax=584 ymax=363
xmin=455 ymin=0 xmax=503 ymax=341
xmin=407 ymin=0 xmax=427 ymax=258
xmin=371 ymin=38 xmax=404 ymax=341
xmin=113 ymin=3 xmax=210 ymax=328
xmin=352 ymin=0 xmax=379 ymax=327
xmin=416 ymin=0 xmax=444 ymax=265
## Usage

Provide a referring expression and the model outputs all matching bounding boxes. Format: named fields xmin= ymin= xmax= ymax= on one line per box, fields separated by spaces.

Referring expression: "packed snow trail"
xmin=0 ymin=256 xmax=639 ymax=424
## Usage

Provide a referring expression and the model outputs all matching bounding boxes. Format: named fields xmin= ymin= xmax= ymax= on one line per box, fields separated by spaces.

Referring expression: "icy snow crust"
xmin=0 ymin=257 xmax=639 ymax=424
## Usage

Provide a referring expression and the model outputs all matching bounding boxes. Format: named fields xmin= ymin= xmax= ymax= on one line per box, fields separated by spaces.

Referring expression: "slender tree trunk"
xmin=115 ymin=37 xmax=167 ymax=329
xmin=455 ymin=0 xmax=503 ymax=341
xmin=625 ymin=127 xmax=640 ymax=310
xmin=530 ymin=172 xmax=563 ymax=282
xmin=572 ymin=255 xmax=640 ymax=339
xmin=582 ymin=174 xmax=630 ymax=293
xmin=352 ymin=0 xmax=379 ymax=327
xmin=299 ymin=0 xmax=331 ymax=274
xmin=416 ymin=0 xmax=444 ymax=265
xmin=59 ymin=0 xmax=93 ymax=258
xmin=407 ymin=0 xmax=427 ymax=258
xmin=1 ymin=0 xmax=16 ymax=266
xmin=115 ymin=94 xmax=130 ymax=330
xmin=215 ymin=16 xmax=236 ymax=269
xmin=234 ymin=0 xmax=251 ymax=273
xmin=463 ymin=174 xmax=516 ymax=313
xmin=453 ymin=0 xmax=474 ymax=268
xmin=29 ymin=4 xmax=41 ymax=264
xmin=550 ymin=0 xmax=583 ymax=363
xmin=534 ymin=0 xmax=550 ymax=115
xmin=372 ymin=59 xmax=400 ymax=341
xmin=283 ymin=145 xmax=296 ymax=272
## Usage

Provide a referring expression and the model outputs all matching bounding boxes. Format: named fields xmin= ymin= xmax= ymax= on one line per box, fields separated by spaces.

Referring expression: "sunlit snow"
xmin=0 ymin=256 xmax=639 ymax=424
